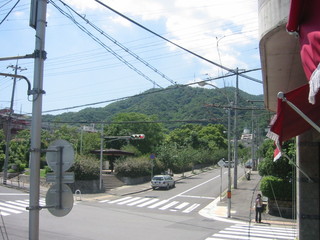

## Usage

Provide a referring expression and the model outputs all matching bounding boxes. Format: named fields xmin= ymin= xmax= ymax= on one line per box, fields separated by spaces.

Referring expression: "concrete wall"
xmin=297 ymin=128 xmax=320 ymax=240
xmin=258 ymin=0 xmax=290 ymax=38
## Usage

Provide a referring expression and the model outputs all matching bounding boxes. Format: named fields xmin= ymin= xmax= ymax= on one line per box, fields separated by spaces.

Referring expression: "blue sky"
xmin=0 ymin=0 xmax=263 ymax=115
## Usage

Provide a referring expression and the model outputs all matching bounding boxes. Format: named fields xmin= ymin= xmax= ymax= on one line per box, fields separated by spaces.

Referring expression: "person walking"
xmin=255 ymin=193 xmax=263 ymax=223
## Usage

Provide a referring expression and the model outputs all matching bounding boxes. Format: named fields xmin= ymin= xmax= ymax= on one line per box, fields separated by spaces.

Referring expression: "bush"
xmin=260 ymin=176 xmax=293 ymax=201
xmin=70 ymin=155 xmax=99 ymax=180
xmin=115 ymin=156 xmax=153 ymax=178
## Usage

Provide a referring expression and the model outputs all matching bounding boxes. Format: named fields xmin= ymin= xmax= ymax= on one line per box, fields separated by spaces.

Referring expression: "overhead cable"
xmin=40 ymin=72 xmax=237 ymax=114
xmin=0 ymin=0 xmax=20 ymax=25
xmin=95 ymin=0 xmax=262 ymax=84
xmin=58 ymin=0 xmax=176 ymax=86
xmin=50 ymin=0 xmax=163 ymax=89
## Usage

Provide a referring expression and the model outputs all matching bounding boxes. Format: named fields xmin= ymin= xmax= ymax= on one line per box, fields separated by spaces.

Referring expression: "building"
xmin=259 ymin=0 xmax=320 ymax=239
xmin=0 ymin=108 xmax=30 ymax=138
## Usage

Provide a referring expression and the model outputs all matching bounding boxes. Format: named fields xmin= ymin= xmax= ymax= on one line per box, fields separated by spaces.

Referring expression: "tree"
xmin=80 ymin=131 xmax=100 ymax=155
xmin=258 ymin=139 xmax=296 ymax=201
xmin=105 ymin=112 xmax=166 ymax=154
xmin=0 ymin=130 xmax=6 ymax=170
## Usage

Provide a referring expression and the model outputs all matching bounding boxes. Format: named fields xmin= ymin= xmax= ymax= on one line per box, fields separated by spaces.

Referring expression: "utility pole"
xmin=29 ymin=0 xmax=48 ymax=239
xmin=233 ymin=68 xmax=239 ymax=189
xmin=227 ymin=104 xmax=232 ymax=218
xmin=2 ymin=62 xmax=27 ymax=184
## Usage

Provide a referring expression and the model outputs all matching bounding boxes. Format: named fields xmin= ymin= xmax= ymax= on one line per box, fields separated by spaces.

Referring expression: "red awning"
xmin=268 ymin=84 xmax=320 ymax=143
xmin=268 ymin=0 xmax=320 ymax=156
xmin=286 ymin=0 xmax=320 ymax=103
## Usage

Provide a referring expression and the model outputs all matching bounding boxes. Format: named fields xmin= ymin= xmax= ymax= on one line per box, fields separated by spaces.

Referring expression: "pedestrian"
xmin=255 ymin=193 xmax=263 ymax=223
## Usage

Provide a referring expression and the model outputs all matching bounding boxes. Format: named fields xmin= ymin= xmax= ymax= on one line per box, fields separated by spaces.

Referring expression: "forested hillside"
xmin=42 ymin=85 xmax=270 ymax=134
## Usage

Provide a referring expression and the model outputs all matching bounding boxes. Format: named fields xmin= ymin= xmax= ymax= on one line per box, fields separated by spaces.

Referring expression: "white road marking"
xmin=159 ymin=201 xmax=179 ymax=210
xmin=182 ymin=203 xmax=200 ymax=213
xmin=0 ymin=202 xmax=27 ymax=211
xmin=108 ymin=197 xmax=132 ymax=204
xmin=179 ymin=195 xmax=215 ymax=200
xmin=117 ymin=197 xmax=141 ymax=205
xmin=137 ymin=198 xmax=159 ymax=207
xmin=148 ymin=200 xmax=169 ymax=209
xmin=167 ymin=175 xmax=220 ymax=201
xmin=127 ymin=198 xmax=150 ymax=206
xmin=174 ymin=202 xmax=189 ymax=210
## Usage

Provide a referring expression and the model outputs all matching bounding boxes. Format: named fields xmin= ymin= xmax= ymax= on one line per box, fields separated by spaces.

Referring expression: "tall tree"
xmin=105 ymin=112 xmax=166 ymax=154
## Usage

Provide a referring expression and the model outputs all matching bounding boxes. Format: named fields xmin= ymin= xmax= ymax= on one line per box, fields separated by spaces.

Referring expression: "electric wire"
xmin=57 ymin=0 xmax=177 ymax=86
xmin=0 ymin=0 xmax=19 ymax=25
xmin=49 ymin=0 xmax=163 ymax=89
xmin=95 ymin=0 xmax=262 ymax=84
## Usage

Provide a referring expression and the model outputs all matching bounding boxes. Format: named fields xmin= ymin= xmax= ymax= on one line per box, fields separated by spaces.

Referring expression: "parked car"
xmin=151 ymin=175 xmax=175 ymax=190
xmin=223 ymin=160 xmax=235 ymax=168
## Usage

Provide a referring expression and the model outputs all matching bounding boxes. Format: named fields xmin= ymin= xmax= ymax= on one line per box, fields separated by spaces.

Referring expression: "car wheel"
xmin=166 ymin=184 xmax=170 ymax=190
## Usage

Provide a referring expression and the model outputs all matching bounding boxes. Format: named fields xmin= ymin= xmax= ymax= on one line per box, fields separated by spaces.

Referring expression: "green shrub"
xmin=70 ymin=155 xmax=99 ymax=180
xmin=115 ymin=157 xmax=153 ymax=178
xmin=260 ymin=176 xmax=293 ymax=201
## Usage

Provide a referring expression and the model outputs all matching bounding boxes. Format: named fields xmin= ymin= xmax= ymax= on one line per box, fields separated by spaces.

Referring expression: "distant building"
xmin=0 ymin=108 xmax=30 ymax=139
xmin=240 ymin=128 xmax=253 ymax=147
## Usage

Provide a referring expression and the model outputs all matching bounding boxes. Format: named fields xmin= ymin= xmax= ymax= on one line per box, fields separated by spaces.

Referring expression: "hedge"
xmin=260 ymin=176 xmax=293 ymax=201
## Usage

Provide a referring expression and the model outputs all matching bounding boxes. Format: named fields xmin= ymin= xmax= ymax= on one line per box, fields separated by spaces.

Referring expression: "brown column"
xmin=297 ymin=127 xmax=320 ymax=240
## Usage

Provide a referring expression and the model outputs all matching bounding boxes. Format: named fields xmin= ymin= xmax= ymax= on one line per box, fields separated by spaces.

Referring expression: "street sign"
xmin=218 ymin=159 xmax=225 ymax=168
xmin=46 ymin=139 xmax=74 ymax=172
xmin=46 ymin=183 xmax=74 ymax=217
xmin=46 ymin=172 xmax=74 ymax=183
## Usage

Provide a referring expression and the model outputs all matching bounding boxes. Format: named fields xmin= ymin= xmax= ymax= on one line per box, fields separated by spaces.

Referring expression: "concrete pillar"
xmin=297 ymin=127 xmax=320 ymax=240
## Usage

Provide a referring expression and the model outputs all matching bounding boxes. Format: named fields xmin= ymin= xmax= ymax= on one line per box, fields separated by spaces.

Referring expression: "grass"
xmin=24 ymin=168 xmax=47 ymax=178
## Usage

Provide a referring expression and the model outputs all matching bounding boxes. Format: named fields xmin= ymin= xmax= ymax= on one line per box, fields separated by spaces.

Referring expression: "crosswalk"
xmin=99 ymin=196 xmax=201 ymax=214
xmin=0 ymin=198 xmax=45 ymax=217
xmin=205 ymin=223 xmax=297 ymax=240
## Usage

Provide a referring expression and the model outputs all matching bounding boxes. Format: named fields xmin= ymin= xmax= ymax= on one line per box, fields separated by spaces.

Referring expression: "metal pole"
xmin=220 ymin=166 xmax=222 ymax=201
xmin=29 ymin=1 xmax=47 ymax=239
xmin=233 ymin=68 xmax=239 ymax=189
xmin=227 ymin=106 xmax=232 ymax=218
xmin=99 ymin=124 xmax=104 ymax=190
xmin=3 ymin=63 xmax=18 ymax=184
xmin=251 ymin=102 xmax=256 ymax=170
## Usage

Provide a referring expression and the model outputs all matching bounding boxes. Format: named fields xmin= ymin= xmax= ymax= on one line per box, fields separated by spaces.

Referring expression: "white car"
xmin=151 ymin=175 xmax=175 ymax=190
xmin=223 ymin=161 xmax=235 ymax=168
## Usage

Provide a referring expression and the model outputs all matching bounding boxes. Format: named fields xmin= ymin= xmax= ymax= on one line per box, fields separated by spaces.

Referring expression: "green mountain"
xmin=42 ymin=85 xmax=269 ymax=133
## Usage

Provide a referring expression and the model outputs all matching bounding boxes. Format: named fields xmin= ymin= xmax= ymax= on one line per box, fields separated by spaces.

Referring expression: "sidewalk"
xmin=200 ymin=171 xmax=297 ymax=227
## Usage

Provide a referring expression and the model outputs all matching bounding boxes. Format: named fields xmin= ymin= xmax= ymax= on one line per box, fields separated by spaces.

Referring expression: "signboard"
xmin=46 ymin=184 xmax=74 ymax=217
xmin=45 ymin=139 xmax=75 ymax=217
xmin=46 ymin=139 xmax=74 ymax=172
xmin=46 ymin=172 xmax=74 ymax=184
xmin=218 ymin=159 xmax=225 ymax=168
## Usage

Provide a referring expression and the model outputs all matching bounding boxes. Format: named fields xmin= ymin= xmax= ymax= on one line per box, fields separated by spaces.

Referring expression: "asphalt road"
xmin=0 ymin=167 xmax=239 ymax=240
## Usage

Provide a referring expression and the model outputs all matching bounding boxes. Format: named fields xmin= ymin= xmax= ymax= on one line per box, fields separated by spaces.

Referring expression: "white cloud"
xmin=62 ymin=0 xmax=259 ymax=71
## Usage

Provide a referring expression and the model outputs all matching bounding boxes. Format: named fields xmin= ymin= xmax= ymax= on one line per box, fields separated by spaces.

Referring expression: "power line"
xmin=50 ymin=0 xmax=163 ymax=89
xmin=57 ymin=0 xmax=177 ymax=86
xmin=0 ymin=0 xmax=19 ymax=25
xmin=95 ymin=0 xmax=262 ymax=84
xmin=39 ymin=73 xmax=241 ymax=114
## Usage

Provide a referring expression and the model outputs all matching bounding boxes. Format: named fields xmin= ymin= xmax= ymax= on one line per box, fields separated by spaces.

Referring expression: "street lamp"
xmin=198 ymin=81 xmax=232 ymax=218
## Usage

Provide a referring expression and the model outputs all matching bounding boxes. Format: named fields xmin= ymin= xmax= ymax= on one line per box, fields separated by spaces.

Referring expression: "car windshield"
xmin=152 ymin=177 xmax=164 ymax=181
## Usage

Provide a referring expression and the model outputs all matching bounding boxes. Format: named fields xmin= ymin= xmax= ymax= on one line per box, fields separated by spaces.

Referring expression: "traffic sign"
xmin=46 ymin=139 xmax=74 ymax=172
xmin=46 ymin=183 xmax=74 ymax=217
xmin=46 ymin=172 xmax=74 ymax=183
xmin=218 ymin=159 xmax=225 ymax=168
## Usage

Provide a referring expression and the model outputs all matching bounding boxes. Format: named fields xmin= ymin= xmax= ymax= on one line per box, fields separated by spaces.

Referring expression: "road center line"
xmin=167 ymin=175 xmax=220 ymax=201
xmin=179 ymin=194 xmax=215 ymax=200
